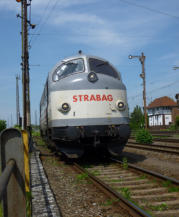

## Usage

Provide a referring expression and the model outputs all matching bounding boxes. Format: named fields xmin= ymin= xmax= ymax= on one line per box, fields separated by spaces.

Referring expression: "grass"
xmin=26 ymin=191 xmax=32 ymax=217
xmin=122 ymin=157 xmax=128 ymax=170
xmin=35 ymin=136 xmax=46 ymax=146
xmin=118 ymin=187 xmax=131 ymax=200
xmin=136 ymin=175 xmax=147 ymax=180
xmin=0 ymin=204 xmax=2 ymax=217
xmin=31 ymin=130 xmax=40 ymax=137
xmin=101 ymin=199 xmax=120 ymax=206
xmin=168 ymin=186 xmax=179 ymax=192
xmin=162 ymin=180 xmax=179 ymax=192
xmin=149 ymin=203 xmax=168 ymax=211
xmin=90 ymin=170 xmax=100 ymax=176
xmin=76 ymin=173 xmax=88 ymax=182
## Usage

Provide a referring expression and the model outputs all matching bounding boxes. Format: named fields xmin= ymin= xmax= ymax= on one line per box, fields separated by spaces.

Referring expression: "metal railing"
xmin=0 ymin=128 xmax=28 ymax=217
xmin=0 ymin=160 xmax=16 ymax=201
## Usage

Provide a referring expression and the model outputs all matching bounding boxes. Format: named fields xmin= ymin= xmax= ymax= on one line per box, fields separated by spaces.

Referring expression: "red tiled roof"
xmin=147 ymin=96 xmax=177 ymax=109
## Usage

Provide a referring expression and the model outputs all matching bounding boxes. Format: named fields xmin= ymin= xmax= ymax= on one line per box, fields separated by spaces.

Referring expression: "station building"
xmin=147 ymin=96 xmax=179 ymax=128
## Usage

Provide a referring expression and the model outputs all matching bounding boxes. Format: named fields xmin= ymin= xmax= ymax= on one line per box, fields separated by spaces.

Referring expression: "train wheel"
xmin=107 ymin=139 xmax=126 ymax=157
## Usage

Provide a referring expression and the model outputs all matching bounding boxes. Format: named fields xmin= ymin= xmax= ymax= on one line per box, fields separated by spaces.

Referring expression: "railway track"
xmin=152 ymin=138 xmax=179 ymax=143
xmin=130 ymin=136 xmax=179 ymax=143
xmin=126 ymin=140 xmax=179 ymax=155
xmin=149 ymin=130 xmax=179 ymax=135
xmin=74 ymin=158 xmax=179 ymax=217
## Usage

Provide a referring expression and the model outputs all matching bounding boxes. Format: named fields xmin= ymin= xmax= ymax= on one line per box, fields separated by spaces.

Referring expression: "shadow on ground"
xmin=119 ymin=151 xmax=147 ymax=164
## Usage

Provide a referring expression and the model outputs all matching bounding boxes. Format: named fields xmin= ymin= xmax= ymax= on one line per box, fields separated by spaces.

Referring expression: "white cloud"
xmin=32 ymin=0 xmax=98 ymax=8
xmin=0 ymin=0 xmax=98 ymax=11
xmin=52 ymin=12 xmax=104 ymax=25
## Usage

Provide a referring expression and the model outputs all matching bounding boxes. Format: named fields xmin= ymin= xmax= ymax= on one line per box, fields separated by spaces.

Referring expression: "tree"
xmin=0 ymin=120 xmax=7 ymax=132
xmin=130 ymin=105 xmax=145 ymax=130
xmin=175 ymin=115 xmax=179 ymax=128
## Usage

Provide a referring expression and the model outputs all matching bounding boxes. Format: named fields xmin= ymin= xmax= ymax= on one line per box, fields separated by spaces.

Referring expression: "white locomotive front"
xmin=40 ymin=54 xmax=130 ymax=157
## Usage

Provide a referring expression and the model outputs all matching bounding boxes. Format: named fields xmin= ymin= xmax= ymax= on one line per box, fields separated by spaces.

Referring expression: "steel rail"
xmin=126 ymin=142 xmax=179 ymax=155
xmin=0 ymin=159 xmax=16 ymax=201
xmin=149 ymin=130 xmax=179 ymax=135
xmin=111 ymin=158 xmax=179 ymax=185
xmin=130 ymin=136 xmax=179 ymax=143
xmin=152 ymin=137 xmax=179 ymax=143
xmin=73 ymin=162 xmax=151 ymax=217
xmin=128 ymin=140 xmax=179 ymax=149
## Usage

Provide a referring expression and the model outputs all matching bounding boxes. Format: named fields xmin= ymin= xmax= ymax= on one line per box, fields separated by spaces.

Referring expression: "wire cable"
xmin=119 ymin=0 xmax=179 ymax=19
xmin=29 ymin=0 xmax=51 ymax=44
xmin=129 ymin=80 xmax=179 ymax=100
xmin=29 ymin=0 xmax=59 ymax=47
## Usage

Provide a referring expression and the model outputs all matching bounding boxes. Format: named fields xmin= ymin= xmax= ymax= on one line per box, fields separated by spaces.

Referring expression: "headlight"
xmin=116 ymin=100 xmax=125 ymax=111
xmin=58 ymin=103 xmax=71 ymax=113
xmin=88 ymin=72 xmax=98 ymax=82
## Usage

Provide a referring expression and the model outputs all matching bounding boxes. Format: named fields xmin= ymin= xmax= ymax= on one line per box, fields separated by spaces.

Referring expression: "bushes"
xmin=176 ymin=116 xmax=179 ymax=128
xmin=0 ymin=120 xmax=6 ymax=132
xmin=130 ymin=106 xmax=145 ymax=130
xmin=168 ymin=116 xmax=179 ymax=130
xmin=136 ymin=129 xmax=153 ymax=144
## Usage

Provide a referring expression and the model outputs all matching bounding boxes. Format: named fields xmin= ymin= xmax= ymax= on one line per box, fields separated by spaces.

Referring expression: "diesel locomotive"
xmin=40 ymin=54 xmax=130 ymax=158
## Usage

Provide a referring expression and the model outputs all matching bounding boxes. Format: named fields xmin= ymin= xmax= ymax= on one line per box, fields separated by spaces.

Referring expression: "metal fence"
xmin=0 ymin=128 xmax=28 ymax=217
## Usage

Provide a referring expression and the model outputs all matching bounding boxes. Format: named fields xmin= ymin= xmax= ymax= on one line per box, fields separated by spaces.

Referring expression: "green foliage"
xmin=119 ymin=187 xmax=131 ymax=200
xmin=175 ymin=115 xmax=179 ymax=128
xmin=162 ymin=180 xmax=171 ymax=187
xmin=102 ymin=199 xmax=120 ymax=206
xmin=26 ymin=191 xmax=32 ymax=217
xmin=168 ymin=124 xmax=177 ymax=131
xmin=76 ymin=173 xmax=88 ymax=182
xmin=149 ymin=203 xmax=167 ymax=211
xmin=32 ymin=130 xmax=40 ymax=137
xmin=0 ymin=120 xmax=6 ymax=132
xmin=136 ymin=175 xmax=147 ymax=180
xmin=0 ymin=203 xmax=2 ymax=217
xmin=136 ymin=129 xmax=153 ymax=144
xmin=14 ymin=125 xmax=22 ymax=130
xmin=168 ymin=115 xmax=179 ymax=130
xmin=168 ymin=186 xmax=179 ymax=192
xmin=162 ymin=180 xmax=179 ymax=192
xmin=130 ymin=106 xmax=145 ymax=130
xmin=122 ymin=157 xmax=128 ymax=169
xmin=90 ymin=170 xmax=100 ymax=176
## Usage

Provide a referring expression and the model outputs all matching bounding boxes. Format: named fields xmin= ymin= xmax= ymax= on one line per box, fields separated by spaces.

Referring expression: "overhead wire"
xmin=29 ymin=0 xmax=59 ymax=47
xmin=29 ymin=0 xmax=51 ymax=43
xmin=128 ymin=80 xmax=179 ymax=101
xmin=119 ymin=0 xmax=179 ymax=19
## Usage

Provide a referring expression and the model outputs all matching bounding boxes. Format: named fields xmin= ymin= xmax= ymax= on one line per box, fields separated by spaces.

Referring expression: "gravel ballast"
xmin=37 ymin=145 xmax=132 ymax=217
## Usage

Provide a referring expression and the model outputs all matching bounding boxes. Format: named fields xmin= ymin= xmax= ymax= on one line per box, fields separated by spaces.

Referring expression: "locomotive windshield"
xmin=53 ymin=58 xmax=84 ymax=81
xmin=89 ymin=58 xmax=119 ymax=79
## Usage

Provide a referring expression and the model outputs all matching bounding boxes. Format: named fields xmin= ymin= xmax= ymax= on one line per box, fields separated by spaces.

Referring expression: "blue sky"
xmin=0 ymin=0 xmax=179 ymax=126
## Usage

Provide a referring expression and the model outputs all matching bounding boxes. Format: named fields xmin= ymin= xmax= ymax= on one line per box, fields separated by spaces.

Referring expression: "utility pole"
xmin=35 ymin=110 xmax=37 ymax=126
xmin=23 ymin=0 xmax=29 ymax=130
xmin=16 ymin=75 xmax=20 ymax=126
xmin=16 ymin=0 xmax=35 ymax=131
xmin=11 ymin=114 xmax=13 ymax=127
xmin=128 ymin=52 xmax=148 ymax=129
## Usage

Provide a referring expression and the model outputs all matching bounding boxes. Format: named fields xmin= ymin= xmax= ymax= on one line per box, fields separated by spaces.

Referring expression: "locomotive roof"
xmin=48 ymin=54 xmax=121 ymax=79
xmin=59 ymin=54 xmax=109 ymax=63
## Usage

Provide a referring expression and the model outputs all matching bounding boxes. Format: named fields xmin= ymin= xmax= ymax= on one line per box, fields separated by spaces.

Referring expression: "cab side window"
xmin=89 ymin=58 xmax=119 ymax=79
